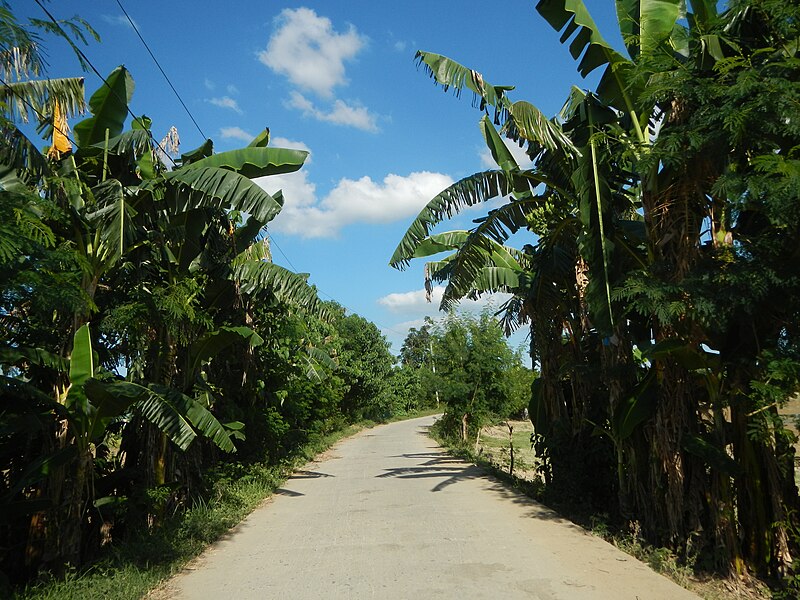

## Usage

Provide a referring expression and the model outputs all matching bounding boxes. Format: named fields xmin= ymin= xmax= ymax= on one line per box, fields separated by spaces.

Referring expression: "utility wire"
xmin=114 ymin=0 xmax=207 ymax=140
xmin=33 ymin=0 xmax=176 ymax=167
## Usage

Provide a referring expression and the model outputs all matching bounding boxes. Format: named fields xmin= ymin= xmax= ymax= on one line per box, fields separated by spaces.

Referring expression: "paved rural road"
xmin=159 ymin=415 xmax=700 ymax=599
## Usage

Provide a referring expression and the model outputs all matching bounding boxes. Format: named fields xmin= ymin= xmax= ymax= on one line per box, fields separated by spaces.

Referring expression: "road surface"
xmin=158 ymin=415 xmax=699 ymax=599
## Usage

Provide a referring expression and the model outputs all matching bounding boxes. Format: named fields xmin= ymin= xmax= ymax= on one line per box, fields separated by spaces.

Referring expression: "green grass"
xmin=14 ymin=410 xmax=439 ymax=600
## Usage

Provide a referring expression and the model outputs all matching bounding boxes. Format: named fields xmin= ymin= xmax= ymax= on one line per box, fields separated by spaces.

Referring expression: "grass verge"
xmin=14 ymin=410 xmax=438 ymax=600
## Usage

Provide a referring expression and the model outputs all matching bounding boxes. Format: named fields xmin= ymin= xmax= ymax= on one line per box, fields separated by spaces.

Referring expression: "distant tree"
xmin=335 ymin=310 xmax=396 ymax=421
xmin=431 ymin=312 xmax=522 ymax=442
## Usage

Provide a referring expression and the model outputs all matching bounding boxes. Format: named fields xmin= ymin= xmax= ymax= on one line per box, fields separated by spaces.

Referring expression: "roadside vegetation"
xmin=392 ymin=0 xmax=800 ymax=596
xmin=3 ymin=0 xmax=800 ymax=598
xmin=0 ymin=7 xmax=439 ymax=598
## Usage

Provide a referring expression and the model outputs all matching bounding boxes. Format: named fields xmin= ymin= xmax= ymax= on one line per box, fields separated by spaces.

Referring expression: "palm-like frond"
xmin=415 ymin=51 xmax=576 ymax=155
xmin=0 ymin=77 xmax=85 ymax=124
xmin=389 ymin=170 xmax=511 ymax=269
xmin=234 ymin=260 xmax=330 ymax=321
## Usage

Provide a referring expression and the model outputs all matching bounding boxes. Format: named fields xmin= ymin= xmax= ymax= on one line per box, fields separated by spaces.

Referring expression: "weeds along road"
xmin=159 ymin=415 xmax=699 ymax=599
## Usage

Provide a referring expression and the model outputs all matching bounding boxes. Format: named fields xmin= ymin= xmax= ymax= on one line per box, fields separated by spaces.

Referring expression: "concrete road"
xmin=161 ymin=415 xmax=700 ymax=599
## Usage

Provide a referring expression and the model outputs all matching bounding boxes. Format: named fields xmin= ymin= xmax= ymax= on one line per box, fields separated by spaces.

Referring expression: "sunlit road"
xmin=160 ymin=415 xmax=699 ymax=599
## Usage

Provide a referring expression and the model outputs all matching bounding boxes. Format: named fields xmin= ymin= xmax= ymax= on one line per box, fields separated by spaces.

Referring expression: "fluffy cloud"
xmin=286 ymin=91 xmax=379 ymax=132
xmin=219 ymin=126 xmax=253 ymax=142
xmin=378 ymin=287 xmax=445 ymax=314
xmin=260 ymin=171 xmax=452 ymax=238
xmin=208 ymin=96 xmax=242 ymax=114
xmin=259 ymin=7 xmax=365 ymax=98
xmin=378 ymin=286 xmax=512 ymax=315
xmin=270 ymin=136 xmax=312 ymax=157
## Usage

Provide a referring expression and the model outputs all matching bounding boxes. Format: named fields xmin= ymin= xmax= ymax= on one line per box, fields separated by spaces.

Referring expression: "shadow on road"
xmin=383 ymin=450 xmax=580 ymax=528
xmin=291 ymin=469 xmax=334 ymax=478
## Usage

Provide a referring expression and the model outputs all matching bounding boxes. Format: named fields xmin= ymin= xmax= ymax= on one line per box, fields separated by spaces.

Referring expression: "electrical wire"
xmin=31 ymin=1 xmax=409 ymax=344
xmin=33 ymin=0 xmax=176 ymax=166
xmin=114 ymin=0 xmax=207 ymax=140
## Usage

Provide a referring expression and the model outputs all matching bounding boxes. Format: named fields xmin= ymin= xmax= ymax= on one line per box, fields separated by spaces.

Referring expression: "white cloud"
xmin=379 ymin=287 xmax=445 ymax=314
xmin=259 ymin=7 xmax=365 ymax=98
xmin=479 ymin=138 xmax=534 ymax=170
xmin=102 ymin=14 xmax=136 ymax=28
xmin=378 ymin=286 xmax=512 ymax=315
xmin=260 ymin=170 xmax=452 ymax=238
xmin=227 ymin=84 xmax=239 ymax=95
xmin=394 ymin=40 xmax=407 ymax=52
xmin=208 ymin=96 xmax=243 ymax=114
xmin=286 ymin=91 xmax=379 ymax=133
xmin=204 ymin=78 xmax=215 ymax=91
xmin=219 ymin=126 xmax=253 ymax=142
xmin=270 ymin=136 xmax=312 ymax=161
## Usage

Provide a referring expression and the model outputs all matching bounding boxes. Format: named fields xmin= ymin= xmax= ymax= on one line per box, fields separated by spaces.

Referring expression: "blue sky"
xmin=18 ymin=0 xmax=622 ymax=357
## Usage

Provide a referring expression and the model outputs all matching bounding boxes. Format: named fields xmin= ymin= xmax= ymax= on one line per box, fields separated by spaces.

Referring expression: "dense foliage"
xmin=392 ymin=0 xmax=800 ymax=587
xmin=399 ymin=312 xmax=533 ymax=442
xmin=0 ymin=11 xmax=402 ymax=590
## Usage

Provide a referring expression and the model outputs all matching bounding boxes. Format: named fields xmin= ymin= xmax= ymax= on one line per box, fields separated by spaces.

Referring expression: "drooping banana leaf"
xmin=147 ymin=385 xmax=238 ymax=453
xmin=0 ymin=345 xmax=68 ymax=372
xmin=415 ymin=51 xmax=575 ymax=154
xmin=410 ymin=231 xmax=470 ymax=259
xmin=303 ymin=346 xmax=337 ymax=382
xmin=165 ymin=166 xmax=283 ymax=224
xmin=234 ymin=260 xmax=330 ymax=320
xmin=536 ymin=0 xmax=641 ymax=132
xmin=90 ymin=128 xmax=151 ymax=157
xmin=86 ymin=179 xmax=140 ymax=268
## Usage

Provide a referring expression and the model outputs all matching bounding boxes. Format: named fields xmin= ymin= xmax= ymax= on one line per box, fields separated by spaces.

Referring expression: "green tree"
xmin=335 ymin=310 xmax=396 ymax=421
xmin=429 ymin=312 xmax=521 ymax=442
xmin=392 ymin=0 xmax=800 ymax=581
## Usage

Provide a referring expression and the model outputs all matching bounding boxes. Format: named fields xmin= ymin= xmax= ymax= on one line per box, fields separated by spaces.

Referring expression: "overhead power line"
xmin=33 ymin=0 xmax=176 ymax=166
xmin=114 ymin=0 xmax=207 ymax=140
